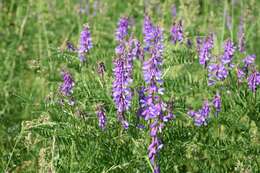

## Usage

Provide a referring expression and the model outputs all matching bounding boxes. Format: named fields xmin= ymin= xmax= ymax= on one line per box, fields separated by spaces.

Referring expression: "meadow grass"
xmin=0 ymin=0 xmax=260 ymax=172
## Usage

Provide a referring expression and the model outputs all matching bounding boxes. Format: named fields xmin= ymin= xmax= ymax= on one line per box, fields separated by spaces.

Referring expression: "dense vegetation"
xmin=1 ymin=0 xmax=260 ymax=172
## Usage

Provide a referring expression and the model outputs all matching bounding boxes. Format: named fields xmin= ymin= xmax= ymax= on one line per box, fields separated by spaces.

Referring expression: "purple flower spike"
xmin=170 ymin=21 xmax=183 ymax=44
xmin=143 ymin=15 xmax=155 ymax=51
xmin=221 ymin=39 xmax=235 ymax=66
xmin=243 ymin=54 xmax=256 ymax=68
xmin=237 ymin=68 xmax=245 ymax=83
xmin=112 ymin=57 xmax=132 ymax=128
xmin=208 ymin=63 xmax=228 ymax=86
xmin=116 ymin=17 xmax=129 ymax=42
xmin=60 ymin=71 xmax=74 ymax=96
xmin=188 ymin=101 xmax=210 ymax=126
xmin=199 ymin=34 xmax=214 ymax=67
xmin=212 ymin=93 xmax=221 ymax=115
xmin=78 ymin=24 xmax=93 ymax=61
xmin=247 ymin=71 xmax=260 ymax=92
xmin=96 ymin=105 xmax=107 ymax=130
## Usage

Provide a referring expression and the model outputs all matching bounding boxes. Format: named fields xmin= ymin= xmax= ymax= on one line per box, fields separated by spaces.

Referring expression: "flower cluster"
xmin=112 ymin=17 xmax=134 ymax=129
xmin=208 ymin=63 xmax=228 ymax=86
xmin=188 ymin=100 xmax=210 ymax=126
xmin=188 ymin=93 xmax=222 ymax=126
xmin=221 ymin=39 xmax=235 ymax=66
xmin=60 ymin=70 xmax=75 ymax=96
xmin=96 ymin=104 xmax=107 ymax=130
xmin=198 ymin=34 xmax=214 ymax=67
xmin=143 ymin=15 xmax=155 ymax=51
xmin=170 ymin=21 xmax=183 ymax=44
xmin=141 ymin=17 xmax=174 ymax=173
xmin=115 ymin=17 xmax=129 ymax=42
xmin=112 ymin=57 xmax=132 ymax=129
xmin=247 ymin=71 xmax=260 ymax=92
xmin=78 ymin=24 xmax=93 ymax=61
xmin=212 ymin=93 xmax=221 ymax=115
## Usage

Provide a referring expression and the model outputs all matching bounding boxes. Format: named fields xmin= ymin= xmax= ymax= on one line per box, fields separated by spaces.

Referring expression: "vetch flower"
xmin=212 ymin=93 xmax=221 ymax=115
xmin=112 ymin=57 xmax=132 ymax=128
xmin=143 ymin=15 xmax=155 ymax=51
xmin=188 ymin=100 xmax=210 ymax=126
xmin=78 ymin=24 xmax=93 ymax=61
xmin=237 ymin=68 xmax=245 ymax=83
xmin=60 ymin=70 xmax=74 ymax=96
xmin=243 ymin=54 xmax=256 ymax=68
xmin=115 ymin=17 xmax=129 ymax=42
xmin=221 ymin=39 xmax=235 ymax=66
xmin=96 ymin=104 xmax=107 ymax=130
xmin=170 ymin=21 xmax=183 ymax=44
xmin=199 ymin=34 xmax=214 ymax=67
xmin=208 ymin=63 xmax=228 ymax=86
xmin=247 ymin=71 xmax=260 ymax=92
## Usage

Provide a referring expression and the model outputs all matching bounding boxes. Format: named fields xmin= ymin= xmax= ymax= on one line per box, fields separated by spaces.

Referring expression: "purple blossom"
xmin=199 ymin=34 xmax=214 ymax=67
xmin=131 ymin=39 xmax=144 ymax=61
xmin=115 ymin=17 xmax=129 ymax=42
xmin=188 ymin=101 xmax=210 ymax=126
xmin=142 ymin=24 xmax=170 ymax=173
xmin=78 ymin=24 xmax=93 ymax=61
xmin=243 ymin=54 xmax=256 ymax=68
xmin=208 ymin=63 xmax=228 ymax=86
xmin=221 ymin=39 xmax=235 ymax=66
xmin=96 ymin=105 xmax=107 ymax=130
xmin=212 ymin=93 xmax=221 ymax=115
xmin=112 ymin=57 xmax=132 ymax=128
xmin=247 ymin=71 xmax=260 ymax=92
xmin=143 ymin=15 xmax=155 ymax=51
xmin=137 ymin=87 xmax=146 ymax=118
xmin=237 ymin=68 xmax=245 ymax=83
xmin=60 ymin=71 xmax=74 ymax=96
xmin=170 ymin=21 xmax=183 ymax=44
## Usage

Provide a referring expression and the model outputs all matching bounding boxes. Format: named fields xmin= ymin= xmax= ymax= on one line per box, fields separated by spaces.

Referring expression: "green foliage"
xmin=0 ymin=0 xmax=260 ymax=172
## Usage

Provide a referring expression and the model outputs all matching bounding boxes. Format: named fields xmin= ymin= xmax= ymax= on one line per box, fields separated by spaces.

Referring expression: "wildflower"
xmin=199 ymin=34 xmax=214 ymax=67
xmin=188 ymin=101 xmax=210 ymax=126
xmin=78 ymin=24 xmax=93 ymax=61
xmin=221 ymin=39 xmax=235 ymax=66
xmin=137 ymin=86 xmax=146 ymax=118
xmin=115 ymin=17 xmax=129 ymax=42
xmin=60 ymin=71 xmax=74 ymax=96
xmin=96 ymin=105 xmax=107 ymax=130
xmin=212 ymin=93 xmax=221 ymax=115
xmin=237 ymin=68 xmax=245 ymax=83
xmin=170 ymin=21 xmax=183 ymax=44
xmin=143 ymin=15 xmax=155 ymax=51
xmin=131 ymin=39 xmax=144 ymax=61
xmin=142 ymin=24 xmax=172 ymax=173
xmin=112 ymin=57 xmax=132 ymax=129
xmin=208 ymin=63 xmax=228 ymax=86
xmin=243 ymin=54 xmax=256 ymax=68
xmin=247 ymin=71 xmax=260 ymax=92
